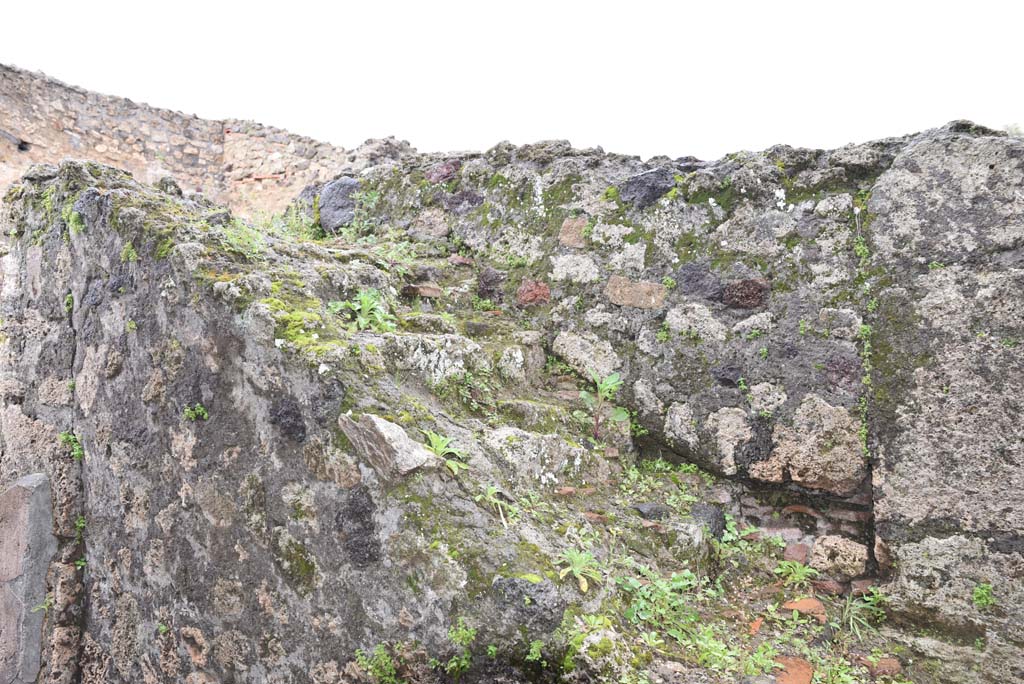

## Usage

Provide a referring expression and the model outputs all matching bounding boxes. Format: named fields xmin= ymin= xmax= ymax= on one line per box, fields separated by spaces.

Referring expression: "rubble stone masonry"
xmin=0 ymin=63 xmax=349 ymax=216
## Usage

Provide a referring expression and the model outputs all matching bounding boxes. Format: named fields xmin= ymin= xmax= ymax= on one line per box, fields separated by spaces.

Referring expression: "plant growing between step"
xmin=329 ymin=288 xmax=397 ymax=332
xmin=429 ymin=617 xmax=476 ymax=680
xmin=474 ymin=485 xmax=512 ymax=527
xmin=575 ymin=371 xmax=630 ymax=441
xmin=831 ymin=592 xmax=880 ymax=642
xmin=773 ymin=560 xmax=819 ymax=589
xmin=557 ymin=548 xmax=603 ymax=593
xmin=422 ymin=429 xmax=469 ymax=476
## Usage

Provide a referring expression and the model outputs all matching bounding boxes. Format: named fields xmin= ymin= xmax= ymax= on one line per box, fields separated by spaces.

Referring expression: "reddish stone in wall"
xmin=558 ymin=216 xmax=588 ymax=248
xmin=425 ymin=160 xmax=461 ymax=183
xmin=516 ymin=280 xmax=551 ymax=307
xmin=783 ymin=542 xmax=810 ymax=564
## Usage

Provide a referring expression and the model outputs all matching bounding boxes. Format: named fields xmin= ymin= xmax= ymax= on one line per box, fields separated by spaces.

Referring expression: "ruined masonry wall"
xmin=0 ymin=63 xmax=349 ymax=216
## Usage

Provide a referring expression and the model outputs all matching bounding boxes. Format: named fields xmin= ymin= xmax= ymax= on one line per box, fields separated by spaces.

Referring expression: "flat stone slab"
xmin=0 ymin=473 xmax=56 ymax=684
xmin=337 ymin=414 xmax=434 ymax=481
xmin=604 ymin=275 xmax=667 ymax=309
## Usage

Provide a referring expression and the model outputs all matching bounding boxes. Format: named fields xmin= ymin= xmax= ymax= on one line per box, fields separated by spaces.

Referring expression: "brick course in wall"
xmin=0 ymin=63 xmax=351 ymax=216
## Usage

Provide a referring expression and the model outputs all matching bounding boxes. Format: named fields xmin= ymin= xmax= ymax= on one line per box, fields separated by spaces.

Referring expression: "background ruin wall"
xmin=0 ymin=63 xmax=351 ymax=216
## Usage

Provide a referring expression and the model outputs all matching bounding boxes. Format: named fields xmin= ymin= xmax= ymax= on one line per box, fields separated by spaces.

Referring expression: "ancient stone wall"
xmin=0 ymin=63 xmax=349 ymax=216
xmin=1 ymin=61 xmax=1021 ymax=683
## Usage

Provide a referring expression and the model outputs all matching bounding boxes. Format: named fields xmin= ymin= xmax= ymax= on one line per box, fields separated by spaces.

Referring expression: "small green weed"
xmin=422 ymin=430 xmax=469 ymax=476
xmin=183 ymin=403 xmax=209 ymax=421
xmin=30 ymin=594 xmax=55 ymax=615
xmin=329 ymin=289 xmax=397 ymax=332
xmin=430 ymin=617 xmax=476 ymax=680
xmin=525 ymin=639 xmax=546 ymax=667
xmin=220 ymin=218 xmax=266 ymax=260
xmin=773 ymin=560 xmax=819 ymax=589
xmin=120 ymin=241 xmax=138 ymax=263
xmin=576 ymin=371 xmax=629 ymax=441
xmin=557 ymin=548 xmax=603 ymax=593
xmin=475 ymin=484 xmax=512 ymax=528
xmin=973 ymin=582 xmax=995 ymax=609
xmin=355 ymin=643 xmax=406 ymax=684
xmin=59 ymin=432 xmax=84 ymax=461
xmin=471 ymin=296 xmax=496 ymax=311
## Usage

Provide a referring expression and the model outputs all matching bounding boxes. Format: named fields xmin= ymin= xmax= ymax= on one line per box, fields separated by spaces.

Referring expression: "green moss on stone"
xmin=542 ymin=174 xmax=580 ymax=209
xmin=61 ymin=203 xmax=85 ymax=234
xmin=274 ymin=532 xmax=318 ymax=596
xmin=684 ymin=176 xmax=737 ymax=215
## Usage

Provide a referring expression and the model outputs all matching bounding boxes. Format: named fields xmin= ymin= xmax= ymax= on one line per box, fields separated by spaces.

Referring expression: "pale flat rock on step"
xmin=337 ymin=414 xmax=436 ymax=481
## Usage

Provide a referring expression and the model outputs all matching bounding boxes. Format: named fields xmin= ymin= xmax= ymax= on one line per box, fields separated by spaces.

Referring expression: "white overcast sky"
xmin=3 ymin=1 xmax=1021 ymax=161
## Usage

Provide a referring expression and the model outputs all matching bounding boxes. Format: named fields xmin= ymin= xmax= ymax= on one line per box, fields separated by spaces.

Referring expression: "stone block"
xmin=0 ymin=473 xmax=57 ymax=684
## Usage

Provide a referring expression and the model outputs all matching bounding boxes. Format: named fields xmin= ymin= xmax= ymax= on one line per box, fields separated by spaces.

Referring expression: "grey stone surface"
xmin=631 ymin=502 xmax=672 ymax=520
xmin=689 ymin=503 xmax=726 ymax=540
xmin=337 ymin=413 xmax=435 ymax=481
xmin=317 ymin=176 xmax=360 ymax=233
xmin=618 ymin=168 xmax=675 ymax=209
xmin=0 ymin=474 xmax=56 ymax=684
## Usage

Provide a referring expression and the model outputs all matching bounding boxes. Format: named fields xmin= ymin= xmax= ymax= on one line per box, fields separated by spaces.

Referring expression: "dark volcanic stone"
xmin=270 ymin=397 xmax=307 ymax=442
xmin=318 ymin=176 xmax=360 ymax=233
xmin=444 ymin=190 xmax=484 ymax=215
xmin=723 ymin=278 xmax=769 ymax=309
xmin=425 ymin=160 xmax=460 ymax=183
xmin=619 ymin=168 xmax=675 ymax=209
xmin=711 ymin=365 xmax=743 ymax=387
xmin=338 ymin=486 xmax=381 ymax=568
xmin=477 ymin=266 xmax=507 ymax=302
xmin=675 ymin=262 xmax=724 ymax=301
xmin=413 ymin=265 xmax=442 ymax=283
xmin=155 ymin=176 xmax=183 ymax=196
xmin=204 ymin=209 xmax=232 ymax=226
xmin=631 ymin=502 xmax=672 ymax=520
xmin=689 ymin=503 xmax=726 ymax=539
xmin=491 ymin=577 xmax=565 ymax=633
